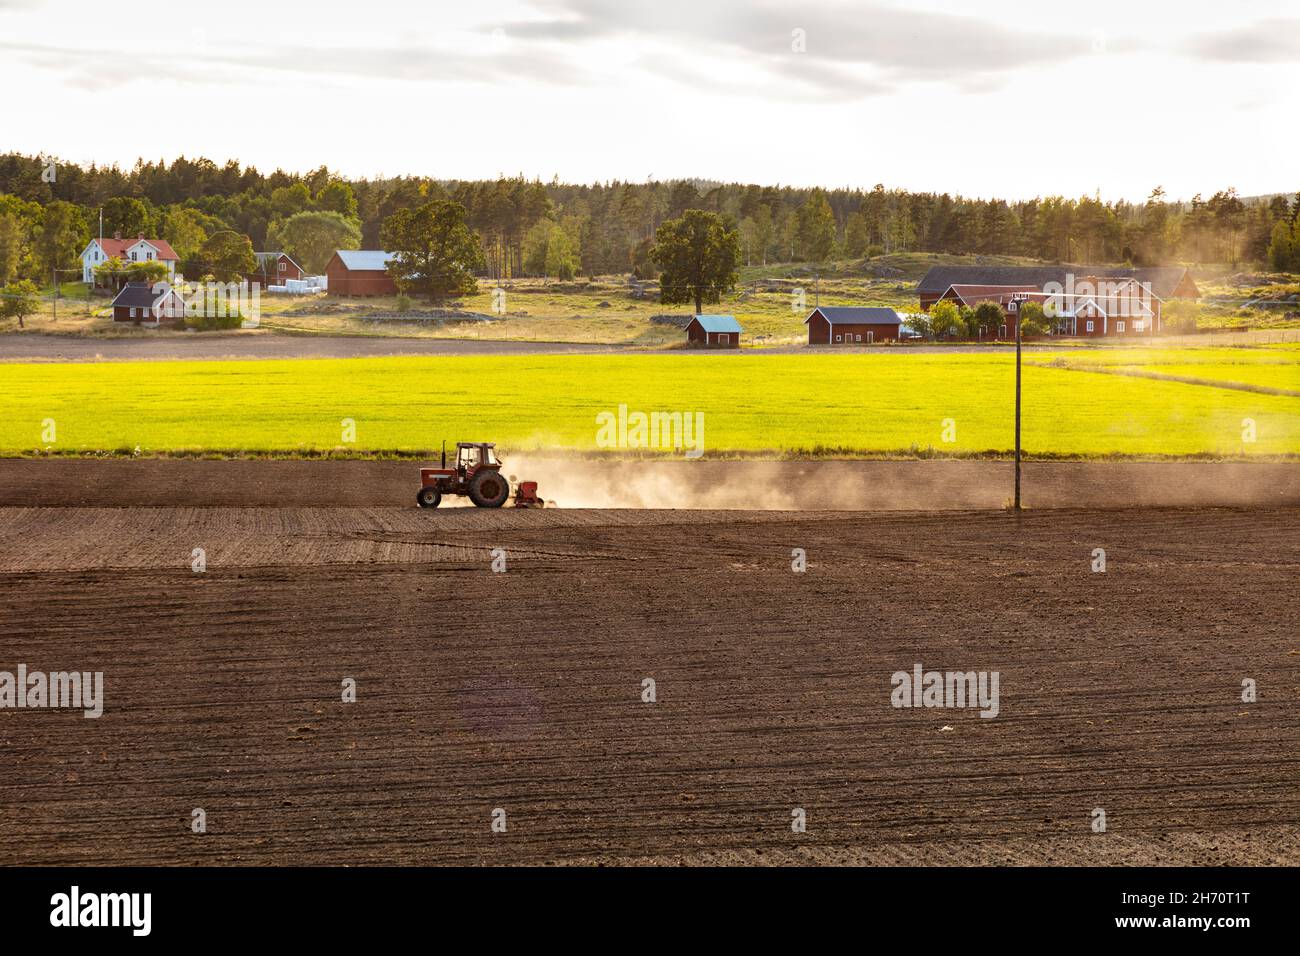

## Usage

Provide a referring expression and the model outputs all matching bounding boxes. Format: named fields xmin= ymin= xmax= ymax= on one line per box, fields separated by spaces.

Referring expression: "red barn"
xmin=937 ymin=277 xmax=1164 ymax=338
xmin=326 ymin=250 xmax=399 ymax=296
xmin=252 ymin=252 xmax=304 ymax=287
xmin=805 ymin=306 xmax=902 ymax=344
xmin=918 ymin=265 xmax=1198 ymax=311
xmin=938 ymin=284 xmax=1039 ymax=310
xmin=685 ymin=314 xmax=742 ymax=348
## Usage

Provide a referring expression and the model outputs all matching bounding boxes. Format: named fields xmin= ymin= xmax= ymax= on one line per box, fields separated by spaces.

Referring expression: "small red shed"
xmin=686 ymin=314 xmax=742 ymax=348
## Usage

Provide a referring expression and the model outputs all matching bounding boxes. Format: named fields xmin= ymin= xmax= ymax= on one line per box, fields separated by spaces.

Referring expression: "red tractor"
xmin=416 ymin=442 xmax=546 ymax=509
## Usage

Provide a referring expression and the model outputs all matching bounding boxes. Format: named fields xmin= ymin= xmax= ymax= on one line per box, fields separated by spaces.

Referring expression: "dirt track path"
xmin=0 ymin=333 xmax=627 ymax=362
xmin=1 ymin=504 xmax=1296 ymax=865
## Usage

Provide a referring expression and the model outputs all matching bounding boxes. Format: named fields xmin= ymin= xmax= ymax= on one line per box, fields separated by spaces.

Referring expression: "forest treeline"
xmin=1 ymin=153 xmax=1298 ymax=286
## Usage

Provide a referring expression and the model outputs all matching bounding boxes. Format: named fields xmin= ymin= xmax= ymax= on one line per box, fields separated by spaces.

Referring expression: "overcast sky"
xmin=2 ymin=0 xmax=1296 ymax=201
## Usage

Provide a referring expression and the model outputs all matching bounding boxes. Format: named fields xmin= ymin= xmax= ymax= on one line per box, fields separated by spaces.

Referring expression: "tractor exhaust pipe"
xmin=441 ymin=440 xmax=446 ymax=469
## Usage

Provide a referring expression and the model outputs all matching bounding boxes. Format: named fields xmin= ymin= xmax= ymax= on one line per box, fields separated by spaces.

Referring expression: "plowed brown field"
xmin=0 ymin=461 xmax=1297 ymax=865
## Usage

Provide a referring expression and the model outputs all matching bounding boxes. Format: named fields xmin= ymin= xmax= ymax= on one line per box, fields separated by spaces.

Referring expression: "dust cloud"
xmin=504 ymin=457 xmax=1300 ymax=511
xmin=505 ymin=457 xmax=1012 ymax=510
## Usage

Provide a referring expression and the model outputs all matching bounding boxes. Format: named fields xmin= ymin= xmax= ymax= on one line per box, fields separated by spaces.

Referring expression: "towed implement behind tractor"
xmin=417 ymin=442 xmax=546 ymax=509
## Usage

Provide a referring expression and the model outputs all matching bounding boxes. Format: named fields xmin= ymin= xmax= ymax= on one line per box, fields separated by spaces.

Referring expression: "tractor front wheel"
xmin=468 ymin=471 xmax=510 ymax=508
xmin=416 ymin=487 xmax=442 ymax=509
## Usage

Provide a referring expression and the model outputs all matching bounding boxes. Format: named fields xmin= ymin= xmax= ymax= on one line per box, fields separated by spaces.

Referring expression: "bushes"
xmin=1017 ymin=301 xmax=1051 ymax=336
xmin=972 ymin=301 xmax=1004 ymax=337
xmin=184 ymin=311 xmax=242 ymax=331
xmin=927 ymin=299 xmax=964 ymax=339
xmin=1163 ymin=300 xmax=1203 ymax=334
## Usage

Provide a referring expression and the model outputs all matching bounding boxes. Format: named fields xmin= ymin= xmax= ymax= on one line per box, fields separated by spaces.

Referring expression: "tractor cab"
xmin=456 ymin=442 xmax=499 ymax=476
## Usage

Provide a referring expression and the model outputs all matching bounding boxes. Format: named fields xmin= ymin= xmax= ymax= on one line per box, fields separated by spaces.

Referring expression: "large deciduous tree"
xmin=380 ymin=200 xmax=484 ymax=302
xmin=158 ymin=207 xmax=209 ymax=262
xmin=101 ymin=196 xmax=153 ymax=239
xmin=267 ymin=210 xmax=361 ymax=274
xmin=649 ymin=209 xmax=739 ymax=314
xmin=198 ymin=230 xmax=256 ymax=282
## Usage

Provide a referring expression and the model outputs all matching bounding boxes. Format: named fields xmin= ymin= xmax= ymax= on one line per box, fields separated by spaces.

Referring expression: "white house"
xmin=80 ymin=233 xmax=180 ymax=285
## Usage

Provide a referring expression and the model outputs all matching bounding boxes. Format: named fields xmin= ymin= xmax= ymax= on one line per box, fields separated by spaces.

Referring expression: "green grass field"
xmin=3 ymin=349 xmax=1298 ymax=458
xmin=1034 ymin=347 xmax=1300 ymax=392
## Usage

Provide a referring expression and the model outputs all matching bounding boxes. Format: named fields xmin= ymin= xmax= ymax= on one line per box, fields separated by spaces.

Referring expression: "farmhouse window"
xmin=1117 ymin=321 xmax=1125 ymax=332
xmin=1086 ymin=320 xmax=1095 ymax=333
xmin=867 ymin=331 xmax=874 ymax=343
xmin=1135 ymin=320 xmax=1145 ymax=332
xmin=856 ymin=334 xmax=862 ymax=342
xmin=835 ymin=334 xmax=842 ymax=342
xmin=130 ymin=308 xmax=137 ymax=318
xmin=279 ymin=261 xmax=286 ymax=272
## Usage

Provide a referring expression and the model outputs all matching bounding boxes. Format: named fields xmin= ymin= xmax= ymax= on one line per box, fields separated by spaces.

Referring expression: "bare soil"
xmin=1 ymin=458 xmax=1297 ymax=510
xmin=0 ymin=461 xmax=1296 ymax=866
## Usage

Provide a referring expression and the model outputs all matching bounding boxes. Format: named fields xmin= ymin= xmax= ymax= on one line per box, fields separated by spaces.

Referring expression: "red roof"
xmin=943 ymin=283 xmax=1039 ymax=301
xmin=90 ymin=237 xmax=179 ymax=261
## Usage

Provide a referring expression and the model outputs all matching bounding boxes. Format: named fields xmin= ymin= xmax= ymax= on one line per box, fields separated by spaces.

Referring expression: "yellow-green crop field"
xmin=2 ymin=348 xmax=1297 ymax=458
xmin=1034 ymin=346 xmax=1300 ymax=393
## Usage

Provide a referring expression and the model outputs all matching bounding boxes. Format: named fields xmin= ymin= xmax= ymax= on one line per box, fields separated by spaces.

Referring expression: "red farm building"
xmin=252 ymin=252 xmax=305 ymax=288
xmin=685 ymin=314 xmax=742 ymax=348
xmin=917 ymin=265 xmax=1198 ymax=313
xmin=110 ymin=281 xmax=186 ymax=325
xmin=804 ymin=306 xmax=902 ymax=344
xmin=940 ymin=277 xmax=1164 ymax=338
xmin=325 ymin=250 xmax=399 ymax=296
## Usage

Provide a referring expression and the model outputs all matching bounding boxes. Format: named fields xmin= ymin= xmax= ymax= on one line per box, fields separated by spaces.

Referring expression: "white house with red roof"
xmin=80 ymin=232 xmax=180 ymax=285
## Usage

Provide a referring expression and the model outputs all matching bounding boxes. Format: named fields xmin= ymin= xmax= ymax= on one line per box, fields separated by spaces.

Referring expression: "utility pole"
xmin=1013 ymin=299 xmax=1022 ymax=512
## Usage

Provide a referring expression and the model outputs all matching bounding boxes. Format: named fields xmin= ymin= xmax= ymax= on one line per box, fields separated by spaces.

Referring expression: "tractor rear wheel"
xmin=416 ymin=487 xmax=442 ymax=508
xmin=468 ymin=471 xmax=509 ymax=508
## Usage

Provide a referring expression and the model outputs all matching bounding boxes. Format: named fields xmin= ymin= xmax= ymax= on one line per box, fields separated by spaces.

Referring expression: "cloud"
xmin=0 ymin=36 xmax=591 ymax=89
xmin=496 ymin=0 xmax=1096 ymax=96
xmin=228 ymin=42 xmax=589 ymax=86
xmin=1184 ymin=18 xmax=1300 ymax=63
